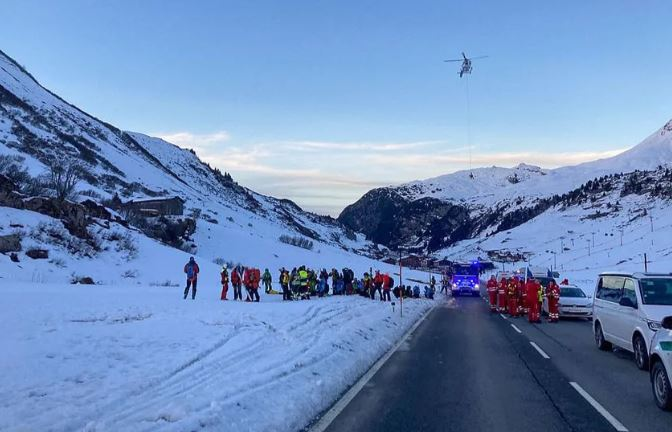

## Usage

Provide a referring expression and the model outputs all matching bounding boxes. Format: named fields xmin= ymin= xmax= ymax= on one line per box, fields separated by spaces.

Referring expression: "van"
xmin=593 ymin=272 xmax=672 ymax=370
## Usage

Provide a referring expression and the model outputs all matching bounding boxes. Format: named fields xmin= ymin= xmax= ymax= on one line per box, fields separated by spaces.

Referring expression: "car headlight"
xmin=587 ymin=303 xmax=593 ymax=308
xmin=474 ymin=284 xmax=480 ymax=289
xmin=452 ymin=283 xmax=457 ymax=288
xmin=647 ymin=320 xmax=662 ymax=331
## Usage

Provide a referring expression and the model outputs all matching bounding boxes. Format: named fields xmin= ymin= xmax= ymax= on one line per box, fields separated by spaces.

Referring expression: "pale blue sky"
xmin=2 ymin=0 xmax=672 ymax=215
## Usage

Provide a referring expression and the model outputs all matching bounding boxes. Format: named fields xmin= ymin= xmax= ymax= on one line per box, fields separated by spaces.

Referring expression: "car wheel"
xmin=595 ymin=322 xmax=612 ymax=351
xmin=634 ymin=334 xmax=650 ymax=370
xmin=652 ymin=360 xmax=672 ymax=411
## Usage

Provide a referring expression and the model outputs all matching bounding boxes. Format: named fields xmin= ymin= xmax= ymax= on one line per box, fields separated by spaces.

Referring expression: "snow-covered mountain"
xmin=339 ymin=120 xmax=672 ymax=254
xmin=0 ymin=49 xmax=385 ymax=283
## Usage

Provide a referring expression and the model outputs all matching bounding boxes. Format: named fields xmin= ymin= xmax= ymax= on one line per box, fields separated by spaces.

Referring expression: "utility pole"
xmin=649 ymin=215 xmax=654 ymax=233
xmin=591 ymin=232 xmax=596 ymax=248
xmin=398 ymin=250 xmax=403 ymax=318
xmin=619 ymin=229 xmax=623 ymax=246
xmin=552 ymin=251 xmax=557 ymax=270
xmin=644 ymin=253 xmax=648 ymax=272
xmin=587 ymin=240 xmax=591 ymax=256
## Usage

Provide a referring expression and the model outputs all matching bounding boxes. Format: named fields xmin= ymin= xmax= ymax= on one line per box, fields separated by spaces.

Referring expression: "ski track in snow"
xmin=0 ymin=284 xmax=434 ymax=432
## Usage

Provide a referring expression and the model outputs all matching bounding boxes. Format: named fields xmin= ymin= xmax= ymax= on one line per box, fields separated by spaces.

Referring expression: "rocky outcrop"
xmin=23 ymin=197 xmax=90 ymax=238
xmin=0 ymin=174 xmax=93 ymax=238
xmin=26 ymin=248 xmax=48 ymax=259
xmin=0 ymin=234 xmax=21 ymax=253
xmin=338 ymin=187 xmax=475 ymax=252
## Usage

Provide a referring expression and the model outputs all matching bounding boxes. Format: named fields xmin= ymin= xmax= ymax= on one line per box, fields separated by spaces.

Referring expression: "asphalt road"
xmin=319 ymin=296 xmax=671 ymax=432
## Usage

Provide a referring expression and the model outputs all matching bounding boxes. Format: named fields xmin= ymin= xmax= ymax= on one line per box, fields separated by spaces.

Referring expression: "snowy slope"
xmin=340 ymin=120 xmax=672 ymax=253
xmin=396 ymin=122 xmax=672 ymax=208
xmin=440 ymin=175 xmax=672 ymax=294
xmin=0 ymin=48 xmax=379 ymax=284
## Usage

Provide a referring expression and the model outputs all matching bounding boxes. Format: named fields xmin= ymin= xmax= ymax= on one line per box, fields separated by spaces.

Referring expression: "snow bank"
xmin=0 ymin=282 xmax=433 ymax=432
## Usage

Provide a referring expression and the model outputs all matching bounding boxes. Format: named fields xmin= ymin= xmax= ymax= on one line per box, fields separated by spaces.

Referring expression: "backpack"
xmin=389 ymin=277 xmax=394 ymax=289
xmin=186 ymin=263 xmax=196 ymax=279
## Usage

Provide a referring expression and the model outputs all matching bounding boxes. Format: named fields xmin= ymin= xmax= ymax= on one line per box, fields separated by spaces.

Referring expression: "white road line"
xmin=500 ymin=313 xmax=508 ymax=320
xmin=309 ymin=306 xmax=434 ymax=432
xmin=530 ymin=341 xmax=550 ymax=359
xmin=510 ymin=324 xmax=522 ymax=334
xmin=569 ymin=382 xmax=628 ymax=432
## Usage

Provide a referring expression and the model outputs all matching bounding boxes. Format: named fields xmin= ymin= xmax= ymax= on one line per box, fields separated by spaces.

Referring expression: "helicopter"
xmin=444 ymin=52 xmax=488 ymax=77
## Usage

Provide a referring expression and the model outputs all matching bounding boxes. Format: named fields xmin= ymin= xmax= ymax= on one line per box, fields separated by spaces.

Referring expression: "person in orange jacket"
xmin=507 ymin=277 xmax=519 ymax=317
xmin=517 ymin=277 xmax=528 ymax=316
xmin=547 ymin=280 xmax=561 ymax=323
xmin=497 ymin=277 xmax=508 ymax=313
xmin=526 ymin=278 xmax=542 ymax=323
xmin=382 ymin=273 xmax=392 ymax=302
xmin=373 ymin=271 xmax=384 ymax=301
xmin=220 ymin=266 xmax=229 ymax=301
xmin=183 ymin=257 xmax=199 ymax=300
xmin=486 ymin=275 xmax=498 ymax=312
xmin=231 ymin=267 xmax=242 ymax=301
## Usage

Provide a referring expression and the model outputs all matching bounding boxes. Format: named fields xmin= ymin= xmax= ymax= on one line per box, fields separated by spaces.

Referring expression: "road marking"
xmin=309 ymin=306 xmax=435 ymax=432
xmin=510 ymin=324 xmax=522 ymax=334
xmin=500 ymin=313 xmax=508 ymax=320
xmin=569 ymin=382 xmax=628 ymax=432
xmin=530 ymin=341 xmax=550 ymax=359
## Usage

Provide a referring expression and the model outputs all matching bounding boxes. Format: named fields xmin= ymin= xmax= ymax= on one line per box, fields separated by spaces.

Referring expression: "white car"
xmin=650 ymin=316 xmax=672 ymax=410
xmin=543 ymin=284 xmax=593 ymax=319
xmin=593 ymin=272 xmax=672 ymax=370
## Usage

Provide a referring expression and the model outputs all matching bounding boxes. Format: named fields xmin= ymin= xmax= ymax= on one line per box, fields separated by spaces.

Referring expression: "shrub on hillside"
xmin=279 ymin=234 xmax=314 ymax=251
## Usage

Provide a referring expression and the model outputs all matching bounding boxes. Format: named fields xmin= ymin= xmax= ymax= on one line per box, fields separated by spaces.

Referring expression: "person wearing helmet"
xmin=183 ymin=257 xmax=200 ymax=300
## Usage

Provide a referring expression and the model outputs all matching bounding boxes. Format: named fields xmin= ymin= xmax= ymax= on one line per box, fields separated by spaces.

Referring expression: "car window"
xmin=622 ymin=279 xmax=638 ymax=306
xmin=639 ymin=278 xmax=672 ymax=305
xmin=560 ymin=287 xmax=586 ymax=298
xmin=596 ymin=276 xmax=624 ymax=303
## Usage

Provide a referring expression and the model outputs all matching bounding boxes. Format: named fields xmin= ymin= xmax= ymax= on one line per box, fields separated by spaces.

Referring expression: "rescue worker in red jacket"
xmin=231 ymin=267 xmax=242 ymax=301
xmin=244 ymin=268 xmax=260 ymax=302
xmin=517 ymin=277 xmax=527 ymax=316
xmin=507 ymin=277 xmax=519 ymax=317
xmin=373 ymin=271 xmax=384 ymax=301
xmin=526 ymin=278 xmax=542 ymax=323
xmin=486 ymin=275 xmax=498 ymax=312
xmin=183 ymin=257 xmax=199 ymax=300
xmin=220 ymin=266 xmax=229 ymax=301
xmin=497 ymin=277 xmax=508 ymax=313
xmin=382 ymin=273 xmax=392 ymax=302
xmin=547 ymin=280 xmax=561 ymax=322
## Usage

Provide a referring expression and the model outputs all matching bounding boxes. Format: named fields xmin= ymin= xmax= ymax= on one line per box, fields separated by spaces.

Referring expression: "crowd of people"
xmin=485 ymin=274 xmax=562 ymax=323
xmin=182 ymin=257 xmax=437 ymax=302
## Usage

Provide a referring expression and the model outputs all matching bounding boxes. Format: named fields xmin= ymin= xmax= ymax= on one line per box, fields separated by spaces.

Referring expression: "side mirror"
xmin=662 ymin=316 xmax=672 ymax=330
xmin=619 ymin=297 xmax=637 ymax=309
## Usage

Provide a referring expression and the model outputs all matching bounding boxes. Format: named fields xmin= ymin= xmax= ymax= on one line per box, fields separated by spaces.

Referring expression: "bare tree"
xmin=48 ymin=161 xmax=82 ymax=202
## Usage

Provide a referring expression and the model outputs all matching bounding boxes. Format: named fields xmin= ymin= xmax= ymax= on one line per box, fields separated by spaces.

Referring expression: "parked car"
xmin=649 ymin=316 xmax=672 ymax=410
xmin=543 ymin=284 xmax=593 ymax=319
xmin=593 ymin=272 xmax=672 ymax=370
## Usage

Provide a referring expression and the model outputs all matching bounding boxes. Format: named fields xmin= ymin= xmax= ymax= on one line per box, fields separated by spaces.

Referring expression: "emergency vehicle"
xmin=451 ymin=261 xmax=480 ymax=297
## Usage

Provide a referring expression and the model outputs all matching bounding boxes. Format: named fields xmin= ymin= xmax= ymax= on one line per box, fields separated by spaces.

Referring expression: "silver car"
xmin=543 ymin=284 xmax=593 ymax=319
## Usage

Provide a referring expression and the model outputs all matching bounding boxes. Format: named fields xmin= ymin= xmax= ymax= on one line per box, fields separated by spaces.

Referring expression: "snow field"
xmin=442 ymin=196 xmax=672 ymax=294
xmin=0 ymin=282 xmax=434 ymax=432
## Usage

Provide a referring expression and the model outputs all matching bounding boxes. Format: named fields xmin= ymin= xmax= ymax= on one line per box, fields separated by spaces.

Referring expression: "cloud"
xmin=155 ymin=131 xmax=231 ymax=153
xmin=278 ymin=140 xmax=442 ymax=152
xmin=151 ymin=130 xmax=630 ymax=216
xmin=364 ymin=148 xmax=628 ymax=170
